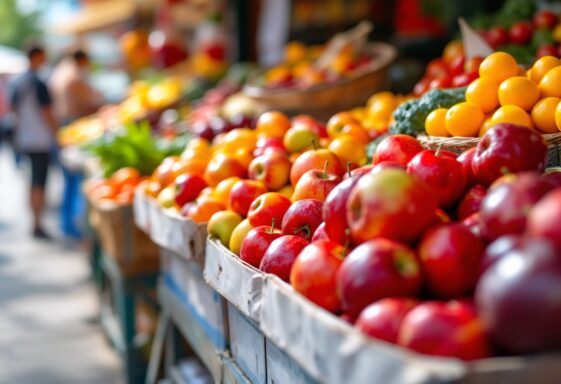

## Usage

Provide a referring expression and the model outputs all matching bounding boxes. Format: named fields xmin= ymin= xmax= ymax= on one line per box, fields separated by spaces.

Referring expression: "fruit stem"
xmin=323 ymin=160 xmax=329 ymax=178
xmin=346 ymin=161 xmax=352 ymax=178
xmin=268 ymin=218 xmax=276 ymax=234
xmin=342 ymin=229 xmax=351 ymax=257
xmin=294 ymin=225 xmax=311 ymax=240
xmin=312 ymin=138 xmax=318 ymax=151
xmin=435 ymin=143 xmax=443 ymax=157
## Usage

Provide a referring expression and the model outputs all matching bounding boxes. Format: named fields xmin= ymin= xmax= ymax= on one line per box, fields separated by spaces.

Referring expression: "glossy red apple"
xmin=479 ymin=172 xmax=554 ymax=242
xmin=290 ymin=148 xmax=344 ymax=186
xmin=240 ymin=225 xmax=282 ymax=268
xmin=292 ymin=167 xmax=341 ymax=202
xmin=407 ymin=149 xmax=467 ymax=208
xmin=509 ymin=21 xmax=533 ymax=45
xmin=419 ymin=224 xmax=484 ymax=298
xmin=323 ymin=176 xmax=361 ymax=244
xmin=462 ymin=212 xmax=482 ymax=238
xmin=174 ymin=173 xmax=207 ymax=206
xmin=457 ymin=185 xmax=486 ymax=220
xmin=336 ymin=238 xmax=422 ymax=318
xmin=355 ymin=298 xmax=418 ymax=344
xmin=472 ymin=124 xmax=548 ymax=186
xmin=527 ymin=189 xmax=561 ymax=250
xmin=254 ymin=137 xmax=286 ymax=157
xmin=373 ymin=134 xmax=423 ymax=166
xmin=282 ymin=199 xmax=323 ymax=241
xmin=476 ymin=238 xmax=561 ymax=354
xmin=457 ymin=148 xmax=477 ymax=188
xmin=248 ymin=153 xmax=291 ymax=191
xmin=290 ymin=239 xmax=345 ymax=312
xmin=259 ymin=235 xmax=309 ymax=281
xmin=398 ymin=300 xmax=491 ymax=360
xmin=311 ymin=222 xmax=330 ymax=242
xmin=485 ymin=26 xmax=509 ymax=49
xmin=347 ymin=169 xmax=438 ymax=244
xmin=346 ymin=164 xmax=375 ymax=179
xmin=228 ymin=180 xmax=267 ymax=216
xmin=479 ymin=234 xmax=524 ymax=276
xmin=534 ymin=10 xmax=558 ymax=30
xmin=247 ymin=192 xmax=292 ymax=227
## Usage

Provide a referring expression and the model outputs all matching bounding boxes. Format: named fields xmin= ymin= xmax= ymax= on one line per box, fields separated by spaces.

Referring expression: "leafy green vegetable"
xmin=84 ymin=120 xmax=188 ymax=178
xmin=390 ymin=87 xmax=466 ymax=137
xmin=470 ymin=0 xmax=537 ymax=29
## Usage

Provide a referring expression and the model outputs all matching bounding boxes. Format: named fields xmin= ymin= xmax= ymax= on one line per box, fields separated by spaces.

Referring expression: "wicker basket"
xmin=418 ymin=132 xmax=561 ymax=167
xmin=243 ymin=43 xmax=397 ymax=121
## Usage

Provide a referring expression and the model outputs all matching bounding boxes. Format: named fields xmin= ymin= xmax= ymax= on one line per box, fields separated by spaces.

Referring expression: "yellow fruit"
xmin=278 ymin=184 xmax=294 ymax=199
xmin=229 ymin=219 xmax=253 ymax=255
xmin=490 ymin=105 xmax=534 ymax=129
xmin=531 ymin=97 xmax=561 ymax=133
xmin=479 ymin=117 xmax=495 ymax=137
xmin=285 ymin=41 xmax=307 ymax=64
xmin=465 ymin=77 xmax=500 ymax=113
xmin=425 ymin=108 xmax=450 ymax=137
xmin=368 ymin=97 xmax=396 ymax=122
xmin=553 ymin=23 xmax=561 ymax=42
xmin=530 ymin=56 xmax=561 ymax=83
xmin=479 ymin=52 xmax=519 ymax=83
xmin=212 ymin=177 xmax=241 ymax=206
xmin=555 ymin=101 xmax=561 ymax=131
xmin=539 ymin=66 xmax=561 ymax=98
xmin=208 ymin=210 xmax=243 ymax=247
xmin=498 ymin=76 xmax=540 ymax=111
xmin=328 ymin=135 xmax=367 ymax=166
xmin=445 ymin=102 xmax=485 ymax=137
xmin=367 ymin=91 xmax=395 ymax=107
xmin=221 ymin=129 xmax=258 ymax=153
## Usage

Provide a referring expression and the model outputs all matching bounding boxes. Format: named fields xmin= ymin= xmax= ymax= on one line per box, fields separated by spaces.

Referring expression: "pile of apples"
xmin=219 ymin=119 xmax=561 ymax=360
xmin=87 ymin=167 xmax=146 ymax=205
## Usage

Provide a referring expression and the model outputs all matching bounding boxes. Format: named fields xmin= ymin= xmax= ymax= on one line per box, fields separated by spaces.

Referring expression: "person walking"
xmin=9 ymin=44 xmax=58 ymax=239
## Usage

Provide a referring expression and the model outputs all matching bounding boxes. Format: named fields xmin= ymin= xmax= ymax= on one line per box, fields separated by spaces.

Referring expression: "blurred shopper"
xmin=9 ymin=44 xmax=58 ymax=239
xmin=50 ymin=49 xmax=103 ymax=239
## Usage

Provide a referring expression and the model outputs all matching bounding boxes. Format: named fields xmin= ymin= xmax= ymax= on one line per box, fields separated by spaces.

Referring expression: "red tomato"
xmin=426 ymin=58 xmax=450 ymax=78
xmin=534 ymin=10 xmax=558 ymax=30
xmin=429 ymin=74 xmax=452 ymax=90
xmin=485 ymin=26 xmax=509 ymax=49
xmin=509 ymin=21 xmax=533 ymax=45
xmin=537 ymin=43 xmax=559 ymax=58
xmin=464 ymin=57 xmax=484 ymax=74
xmin=448 ymin=56 xmax=465 ymax=77
xmin=451 ymin=71 xmax=478 ymax=88
xmin=413 ymin=77 xmax=431 ymax=97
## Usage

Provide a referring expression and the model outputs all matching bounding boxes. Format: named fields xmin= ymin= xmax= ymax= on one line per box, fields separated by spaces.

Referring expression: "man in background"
xmin=9 ymin=44 xmax=58 ymax=239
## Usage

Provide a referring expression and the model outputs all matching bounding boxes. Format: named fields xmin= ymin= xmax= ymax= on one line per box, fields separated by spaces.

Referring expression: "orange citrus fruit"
xmin=466 ymin=77 xmax=500 ymax=113
xmin=490 ymin=105 xmax=534 ymax=129
xmin=425 ymin=108 xmax=450 ymax=137
xmin=445 ymin=102 xmax=485 ymax=137
xmin=531 ymin=97 xmax=561 ymax=133
xmin=530 ymin=56 xmax=561 ymax=84
xmin=479 ymin=52 xmax=519 ymax=83
xmin=498 ymin=76 xmax=540 ymax=111
xmin=539 ymin=66 xmax=561 ymax=98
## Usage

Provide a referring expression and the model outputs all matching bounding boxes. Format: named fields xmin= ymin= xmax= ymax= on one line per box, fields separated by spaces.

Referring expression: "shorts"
xmin=25 ymin=152 xmax=50 ymax=187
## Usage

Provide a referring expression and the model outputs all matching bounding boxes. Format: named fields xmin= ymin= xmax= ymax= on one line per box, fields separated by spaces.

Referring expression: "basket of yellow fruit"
xmin=416 ymin=52 xmax=561 ymax=163
xmin=244 ymin=23 xmax=397 ymax=121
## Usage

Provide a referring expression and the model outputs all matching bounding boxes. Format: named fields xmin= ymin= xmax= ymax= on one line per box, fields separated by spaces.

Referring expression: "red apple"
xmin=457 ymin=148 xmax=477 ymax=188
xmin=457 ymin=184 xmax=486 ymax=220
xmin=407 ymin=149 xmax=467 ymax=208
xmin=472 ymin=124 xmax=548 ymax=186
xmin=292 ymin=167 xmax=341 ymax=202
xmin=534 ymin=10 xmax=558 ymax=30
xmin=346 ymin=164 xmax=375 ymax=179
xmin=290 ymin=239 xmax=345 ymax=312
xmin=419 ymin=224 xmax=484 ymax=298
xmin=462 ymin=212 xmax=482 ymax=238
xmin=485 ymin=26 xmax=509 ymax=49
xmin=355 ymin=298 xmax=418 ymax=344
xmin=479 ymin=234 xmax=524 ymax=277
xmin=527 ymin=189 xmax=561 ymax=250
xmin=247 ymin=192 xmax=292 ymax=227
xmin=336 ymin=238 xmax=422 ymax=318
xmin=434 ymin=208 xmax=450 ymax=224
xmin=290 ymin=149 xmax=344 ymax=186
xmin=398 ymin=301 xmax=491 ymax=360
xmin=281 ymin=199 xmax=323 ymax=241
xmin=543 ymin=168 xmax=561 ymax=187
xmin=254 ymin=137 xmax=286 ymax=157
xmin=323 ymin=176 xmax=361 ymax=244
xmin=372 ymin=135 xmax=423 ymax=166
xmin=479 ymin=172 xmax=554 ymax=242
xmin=476 ymin=238 xmax=561 ymax=354
xmin=259 ymin=235 xmax=309 ymax=281
xmin=509 ymin=21 xmax=533 ymax=45
xmin=248 ymin=153 xmax=291 ymax=191
xmin=292 ymin=114 xmax=327 ymax=138
xmin=347 ymin=169 xmax=438 ymax=244
xmin=228 ymin=180 xmax=267 ymax=217
xmin=240 ymin=225 xmax=282 ymax=268
xmin=311 ymin=222 xmax=330 ymax=242
xmin=174 ymin=173 xmax=207 ymax=206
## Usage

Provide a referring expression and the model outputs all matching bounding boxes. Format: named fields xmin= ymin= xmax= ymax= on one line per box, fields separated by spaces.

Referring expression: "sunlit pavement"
xmin=0 ymin=146 xmax=122 ymax=384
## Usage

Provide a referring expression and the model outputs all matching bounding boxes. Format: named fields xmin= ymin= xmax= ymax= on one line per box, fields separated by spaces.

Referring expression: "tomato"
xmin=451 ymin=72 xmax=478 ymax=88
xmin=413 ymin=77 xmax=431 ymax=96
xmin=464 ymin=57 xmax=484 ymax=74
xmin=509 ymin=21 xmax=533 ymax=45
xmin=426 ymin=58 xmax=450 ymax=78
xmin=429 ymin=74 xmax=452 ymax=90
xmin=536 ymin=44 xmax=559 ymax=59
xmin=534 ymin=10 xmax=558 ymax=30
xmin=485 ymin=26 xmax=509 ymax=49
xmin=442 ymin=41 xmax=464 ymax=65
xmin=448 ymin=56 xmax=465 ymax=76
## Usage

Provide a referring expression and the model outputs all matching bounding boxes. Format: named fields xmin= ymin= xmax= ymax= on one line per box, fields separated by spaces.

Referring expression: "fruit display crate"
xmin=205 ymin=238 xmax=561 ymax=384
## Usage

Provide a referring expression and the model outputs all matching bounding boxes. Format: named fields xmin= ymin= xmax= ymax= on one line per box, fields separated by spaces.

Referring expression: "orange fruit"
xmin=465 ymin=77 xmax=500 ymax=113
xmin=90 ymin=182 xmax=118 ymax=201
xmin=111 ymin=167 xmax=141 ymax=189
xmin=479 ymin=116 xmax=495 ymax=137
xmin=284 ymin=41 xmax=307 ymax=64
xmin=425 ymin=108 xmax=450 ymax=137
xmin=232 ymin=147 xmax=254 ymax=170
xmin=326 ymin=112 xmax=360 ymax=137
xmin=256 ymin=111 xmax=291 ymax=139
xmin=328 ymin=135 xmax=367 ymax=166
xmin=490 ymin=105 xmax=534 ymax=129
xmin=554 ymin=101 xmax=561 ymax=131
xmin=221 ymin=128 xmax=258 ymax=153
xmin=367 ymin=95 xmax=396 ymax=122
xmin=171 ymin=158 xmax=207 ymax=179
xmin=498 ymin=76 xmax=540 ymax=111
xmin=530 ymin=56 xmax=561 ymax=83
xmin=186 ymin=197 xmax=225 ymax=223
xmin=213 ymin=177 xmax=241 ymax=205
xmin=442 ymin=40 xmax=464 ymax=65
xmin=204 ymin=153 xmax=246 ymax=187
xmin=479 ymin=52 xmax=519 ymax=83
xmin=445 ymin=102 xmax=485 ymax=137
xmin=531 ymin=97 xmax=561 ymax=133
xmin=144 ymin=179 xmax=162 ymax=198
xmin=539 ymin=66 xmax=561 ymax=98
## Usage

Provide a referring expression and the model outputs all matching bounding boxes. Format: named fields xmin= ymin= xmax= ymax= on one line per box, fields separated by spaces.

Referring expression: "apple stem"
xmin=323 ymin=160 xmax=329 ymax=178
xmin=294 ymin=225 xmax=311 ymax=240
xmin=312 ymin=138 xmax=318 ymax=150
xmin=342 ymin=229 xmax=351 ymax=257
xmin=269 ymin=218 xmax=276 ymax=234
xmin=500 ymin=166 xmax=511 ymax=175
xmin=435 ymin=144 xmax=443 ymax=157
xmin=346 ymin=161 xmax=352 ymax=178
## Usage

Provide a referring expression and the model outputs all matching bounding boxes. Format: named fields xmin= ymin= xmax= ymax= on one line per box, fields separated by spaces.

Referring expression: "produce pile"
xmin=86 ymin=167 xmax=146 ymax=205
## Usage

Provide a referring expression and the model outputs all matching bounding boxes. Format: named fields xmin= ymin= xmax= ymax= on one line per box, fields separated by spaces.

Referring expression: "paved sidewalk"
xmin=0 ymin=148 xmax=123 ymax=384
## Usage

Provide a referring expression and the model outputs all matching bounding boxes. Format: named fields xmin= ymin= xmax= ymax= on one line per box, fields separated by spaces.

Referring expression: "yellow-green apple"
xmin=290 ymin=148 xmax=344 ymax=186
xmin=208 ymin=210 xmax=243 ymax=246
xmin=292 ymin=114 xmax=327 ymax=137
xmin=240 ymin=224 xmax=282 ymax=267
xmin=248 ymin=153 xmax=291 ymax=190
xmin=346 ymin=169 xmax=437 ymax=244
xmin=292 ymin=166 xmax=341 ymax=202
xmin=290 ymin=239 xmax=345 ymax=312
xmin=156 ymin=185 xmax=176 ymax=208
xmin=228 ymin=179 xmax=267 ymax=216
xmin=336 ymin=238 xmax=422 ymax=317
xmin=259 ymin=235 xmax=309 ymax=281
xmin=398 ymin=300 xmax=491 ymax=360
xmin=373 ymin=134 xmax=423 ymax=166
xmin=419 ymin=224 xmax=484 ymax=298
xmin=247 ymin=192 xmax=292 ymax=227
xmin=281 ymin=199 xmax=323 ymax=241
xmin=229 ymin=219 xmax=253 ymax=255
xmin=204 ymin=153 xmax=246 ymax=187
xmin=355 ymin=298 xmax=418 ymax=344
xmin=174 ymin=173 xmax=207 ymax=206
xmin=283 ymin=124 xmax=319 ymax=153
